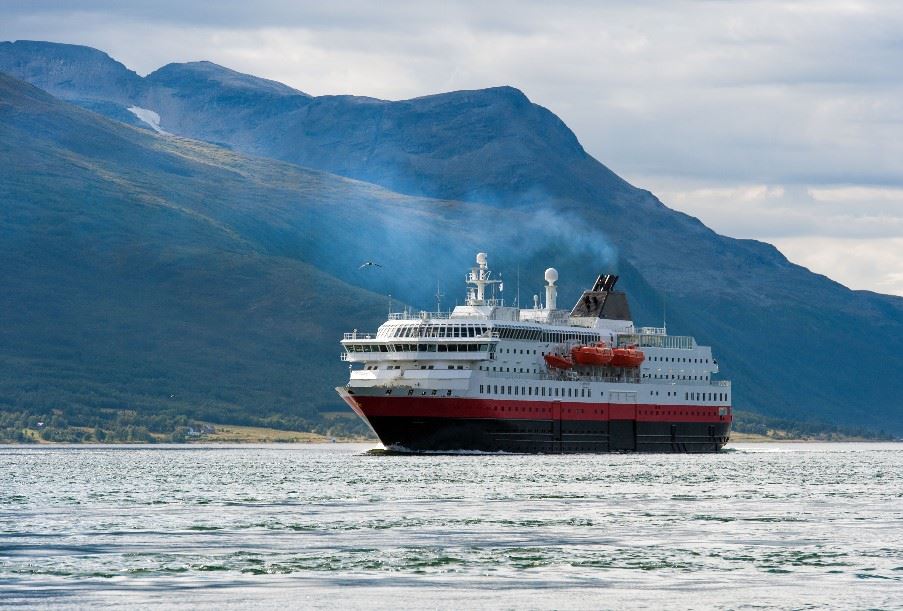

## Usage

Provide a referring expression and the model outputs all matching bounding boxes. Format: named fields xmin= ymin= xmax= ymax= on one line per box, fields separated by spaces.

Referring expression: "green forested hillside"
xmin=0 ymin=74 xmax=395 ymax=437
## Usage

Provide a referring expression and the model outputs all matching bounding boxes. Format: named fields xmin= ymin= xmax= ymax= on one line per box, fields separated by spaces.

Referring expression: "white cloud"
xmin=770 ymin=236 xmax=903 ymax=296
xmin=637 ymin=177 xmax=903 ymax=292
xmin=640 ymin=179 xmax=903 ymax=236
xmin=2 ymin=0 xmax=903 ymax=294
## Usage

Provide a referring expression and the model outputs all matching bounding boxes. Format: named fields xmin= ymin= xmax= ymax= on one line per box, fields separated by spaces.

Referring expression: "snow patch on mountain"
xmin=127 ymin=106 xmax=168 ymax=134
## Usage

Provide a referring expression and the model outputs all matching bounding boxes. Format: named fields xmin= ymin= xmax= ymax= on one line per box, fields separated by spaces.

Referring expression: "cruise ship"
xmin=337 ymin=253 xmax=731 ymax=453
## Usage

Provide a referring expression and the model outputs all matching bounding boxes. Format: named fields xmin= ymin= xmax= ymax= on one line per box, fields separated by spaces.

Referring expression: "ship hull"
xmin=338 ymin=389 xmax=731 ymax=454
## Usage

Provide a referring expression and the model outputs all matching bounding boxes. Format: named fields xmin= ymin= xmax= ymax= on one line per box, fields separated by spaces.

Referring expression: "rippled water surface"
xmin=1 ymin=443 xmax=901 ymax=609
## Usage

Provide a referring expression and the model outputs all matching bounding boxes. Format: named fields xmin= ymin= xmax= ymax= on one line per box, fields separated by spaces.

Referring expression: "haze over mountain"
xmin=1 ymin=40 xmax=901 ymax=435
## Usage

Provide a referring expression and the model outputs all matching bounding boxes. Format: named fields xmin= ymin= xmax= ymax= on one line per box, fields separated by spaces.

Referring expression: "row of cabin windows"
xmin=650 ymin=355 xmax=710 ymax=364
xmin=475 ymin=385 xmax=729 ymax=404
xmin=685 ymin=392 xmax=728 ymax=402
xmin=399 ymin=388 xmax=454 ymax=396
xmin=391 ymin=325 xmax=489 ymax=338
xmin=388 ymin=324 xmax=601 ymax=344
xmin=638 ymin=409 xmax=720 ymax=417
xmin=347 ymin=343 xmax=492 ymax=353
xmin=492 ymin=367 xmax=540 ymax=373
xmin=644 ymin=373 xmax=709 ymax=381
xmin=479 ymin=385 xmax=599 ymax=398
xmin=382 ymin=386 xmax=729 ymax=404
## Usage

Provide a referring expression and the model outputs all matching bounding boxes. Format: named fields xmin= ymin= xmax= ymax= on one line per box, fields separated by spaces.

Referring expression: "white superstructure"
xmin=341 ymin=253 xmax=731 ymax=411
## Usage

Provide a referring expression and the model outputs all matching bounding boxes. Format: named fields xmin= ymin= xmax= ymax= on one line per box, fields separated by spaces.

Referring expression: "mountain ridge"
xmin=146 ymin=60 xmax=307 ymax=97
xmin=1 ymin=42 xmax=902 ymax=435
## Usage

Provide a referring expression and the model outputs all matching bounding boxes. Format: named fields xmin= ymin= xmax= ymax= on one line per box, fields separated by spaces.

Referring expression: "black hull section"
xmin=368 ymin=416 xmax=731 ymax=454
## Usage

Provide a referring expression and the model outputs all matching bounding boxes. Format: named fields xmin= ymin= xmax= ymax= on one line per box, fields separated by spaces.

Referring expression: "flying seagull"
xmin=359 ymin=261 xmax=383 ymax=269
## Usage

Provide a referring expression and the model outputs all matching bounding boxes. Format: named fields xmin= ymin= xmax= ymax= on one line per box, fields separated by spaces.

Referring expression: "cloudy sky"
xmin=3 ymin=0 xmax=903 ymax=295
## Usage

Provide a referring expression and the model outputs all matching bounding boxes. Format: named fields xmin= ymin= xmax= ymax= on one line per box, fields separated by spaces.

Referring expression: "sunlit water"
xmin=1 ymin=443 xmax=901 ymax=609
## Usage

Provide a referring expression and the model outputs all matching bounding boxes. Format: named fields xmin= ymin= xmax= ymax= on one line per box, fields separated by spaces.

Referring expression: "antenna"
xmin=388 ymin=293 xmax=392 ymax=318
xmin=516 ymin=265 xmax=520 ymax=308
xmin=465 ymin=252 xmax=503 ymax=306
xmin=662 ymin=294 xmax=667 ymax=332
xmin=435 ymin=280 xmax=444 ymax=313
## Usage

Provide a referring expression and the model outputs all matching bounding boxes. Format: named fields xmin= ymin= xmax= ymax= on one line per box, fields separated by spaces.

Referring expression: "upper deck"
xmin=340 ymin=252 xmax=724 ymax=387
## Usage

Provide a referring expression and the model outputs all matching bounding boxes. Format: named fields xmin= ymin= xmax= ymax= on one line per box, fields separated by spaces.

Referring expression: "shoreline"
xmin=2 ymin=437 xmax=897 ymax=447
xmin=3 ymin=423 xmax=895 ymax=446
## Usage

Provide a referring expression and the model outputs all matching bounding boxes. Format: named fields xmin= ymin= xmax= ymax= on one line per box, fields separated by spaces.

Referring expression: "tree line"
xmin=0 ymin=405 xmax=371 ymax=444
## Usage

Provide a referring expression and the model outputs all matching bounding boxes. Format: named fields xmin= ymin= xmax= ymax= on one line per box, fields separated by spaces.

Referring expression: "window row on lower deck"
xmin=644 ymin=372 xmax=710 ymax=382
xmin=476 ymin=384 xmax=729 ymax=403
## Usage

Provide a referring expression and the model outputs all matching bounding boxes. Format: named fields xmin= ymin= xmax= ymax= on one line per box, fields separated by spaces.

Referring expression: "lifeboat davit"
xmin=610 ymin=345 xmax=645 ymax=368
xmin=544 ymin=353 xmax=573 ymax=369
xmin=571 ymin=343 xmax=614 ymax=366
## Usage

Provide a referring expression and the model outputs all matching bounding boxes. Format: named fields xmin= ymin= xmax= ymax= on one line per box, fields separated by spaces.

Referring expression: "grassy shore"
xmin=191 ymin=423 xmax=345 ymax=443
xmin=6 ymin=423 xmax=373 ymax=444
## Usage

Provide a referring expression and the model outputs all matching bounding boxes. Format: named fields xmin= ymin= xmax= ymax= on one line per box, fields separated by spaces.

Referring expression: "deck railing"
xmin=343 ymin=331 xmax=378 ymax=340
xmin=617 ymin=333 xmax=695 ymax=349
xmin=387 ymin=311 xmax=452 ymax=321
xmin=483 ymin=370 xmax=642 ymax=384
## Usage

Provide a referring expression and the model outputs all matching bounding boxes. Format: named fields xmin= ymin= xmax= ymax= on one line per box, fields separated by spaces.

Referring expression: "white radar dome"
xmin=476 ymin=252 xmax=488 ymax=265
xmin=544 ymin=268 xmax=559 ymax=284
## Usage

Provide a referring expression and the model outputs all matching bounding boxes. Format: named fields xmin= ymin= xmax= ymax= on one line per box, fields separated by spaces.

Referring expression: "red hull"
xmin=341 ymin=393 xmax=731 ymax=423
xmin=338 ymin=390 xmax=733 ymax=453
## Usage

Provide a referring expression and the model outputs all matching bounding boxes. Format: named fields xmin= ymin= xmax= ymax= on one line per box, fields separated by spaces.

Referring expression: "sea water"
xmin=0 ymin=443 xmax=900 ymax=609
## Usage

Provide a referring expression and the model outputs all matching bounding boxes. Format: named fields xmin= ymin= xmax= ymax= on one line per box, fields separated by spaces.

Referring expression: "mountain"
xmin=0 ymin=71 xmax=641 ymax=438
xmin=1 ymin=40 xmax=902 ymax=435
xmin=0 ymin=72 xmax=395 ymax=434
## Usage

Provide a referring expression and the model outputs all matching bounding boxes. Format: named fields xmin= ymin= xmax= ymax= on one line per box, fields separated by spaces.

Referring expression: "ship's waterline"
xmin=339 ymin=252 xmax=731 ymax=453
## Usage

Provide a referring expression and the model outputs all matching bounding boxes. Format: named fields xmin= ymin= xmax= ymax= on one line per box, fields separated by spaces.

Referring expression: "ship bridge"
xmin=340 ymin=328 xmax=497 ymax=364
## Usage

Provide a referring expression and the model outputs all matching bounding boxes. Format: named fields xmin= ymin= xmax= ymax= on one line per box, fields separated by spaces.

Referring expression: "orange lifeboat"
xmin=544 ymin=353 xmax=573 ymax=369
xmin=571 ymin=343 xmax=614 ymax=366
xmin=610 ymin=345 xmax=645 ymax=368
